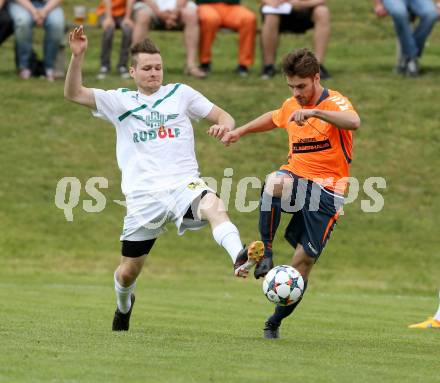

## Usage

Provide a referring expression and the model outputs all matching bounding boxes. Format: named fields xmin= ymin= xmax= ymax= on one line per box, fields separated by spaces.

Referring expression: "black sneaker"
xmin=254 ymin=255 xmax=274 ymax=279
xmin=236 ymin=65 xmax=249 ymax=77
xmin=263 ymin=320 xmax=280 ymax=339
xmin=200 ymin=62 xmax=211 ymax=75
xmin=319 ymin=64 xmax=331 ymax=80
xmin=234 ymin=241 xmax=264 ymax=278
xmin=112 ymin=294 xmax=135 ymax=331
xmin=261 ymin=64 xmax=276 ymax=80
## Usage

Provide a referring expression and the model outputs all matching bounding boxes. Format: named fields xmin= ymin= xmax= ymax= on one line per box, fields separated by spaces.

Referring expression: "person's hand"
xmin=207 ymin=124 xmax=231 ymax=140
xmin=68 ymin=25 xmax=88 ymax=57
xmin=39 ymin=7 xmax=48 ymax=20
xmin=164 ymin=10 xmax=178 ymax=29
xmin=31 ymin=8 xmax=44 ymax=26
xmin=221 ymin=130 xmax=241 ymax=146
xmin=158 ymin=10 xmax=173 ymax=28
xmin=374 ymin=3 xmax=387 ymax=17
xmin=102 ymin=15 xmax=115 ymax=30
xmin=288 ymin=109 xmax=315 ymax=126
xmin=121 ymin=15 xmax=134 ymax=29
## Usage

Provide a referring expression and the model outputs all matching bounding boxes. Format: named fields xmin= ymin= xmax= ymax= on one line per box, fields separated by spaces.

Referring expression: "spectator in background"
xmin=196 ymin=0 xmax=256 ymax=76
xmin=8 ymin=0 xmax=65 ymax=80
xmin=374 ymin=0 xmax=438 ymax=77
xmin=0 ymin=0 xmax=14 ymax=45
xmin=131 ymin=0 xmax=206 ymax=78
xmin=96 ymin=0 xmax=134 ymax=79
xmin=260 ymin=0 xmax=331 ymax=80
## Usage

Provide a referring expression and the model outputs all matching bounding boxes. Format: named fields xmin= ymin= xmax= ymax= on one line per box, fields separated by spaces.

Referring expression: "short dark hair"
xmin=131 ymin=39 xmax=161 ymax=66
xmin=282 ymin=48 xmax=320 ymax=78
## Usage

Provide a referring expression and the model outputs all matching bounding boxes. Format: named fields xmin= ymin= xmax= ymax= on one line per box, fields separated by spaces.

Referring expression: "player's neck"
xmin=309 ymin=84 xmax=325 ymax=106
xmin=138 ymin=85 xmax=162 ymax=96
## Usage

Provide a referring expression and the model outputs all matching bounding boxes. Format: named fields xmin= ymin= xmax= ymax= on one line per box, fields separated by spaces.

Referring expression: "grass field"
xmin=1 ymin=1 xmax=440 ymax=382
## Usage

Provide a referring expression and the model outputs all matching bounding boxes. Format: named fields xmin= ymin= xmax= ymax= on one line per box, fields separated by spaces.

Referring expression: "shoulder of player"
xmin=282 ymin=96 xmax=300 ymax=110
xmin=323 ymin=89 xmax=351 ymax=103
xmin=320 ymin=89 xmax=353 ymax=110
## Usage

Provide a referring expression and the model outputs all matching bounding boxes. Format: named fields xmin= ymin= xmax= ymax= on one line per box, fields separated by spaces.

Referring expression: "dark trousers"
xmin=100 ymin=15 xmax=132 ymax=69
xmin=0 ymin=7 xmax=14 ymax=45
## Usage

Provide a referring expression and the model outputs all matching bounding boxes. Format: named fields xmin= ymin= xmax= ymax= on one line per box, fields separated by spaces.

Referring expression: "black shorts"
xmin=262 ymin=8 xmax=314 ymax=34
xmin=277 ymin=170 xmax=344 ymax=259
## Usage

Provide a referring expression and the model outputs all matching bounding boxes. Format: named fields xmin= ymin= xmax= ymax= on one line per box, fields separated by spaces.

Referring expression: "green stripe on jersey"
xmin=152 ymin=83 xmax=182 ymax=109
xmin=118 ymin=104 xmax=148 ymax=122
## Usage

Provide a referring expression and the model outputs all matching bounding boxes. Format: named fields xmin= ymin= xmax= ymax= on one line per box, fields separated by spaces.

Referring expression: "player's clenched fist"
xmin=69 ymin=25 xmax=88 ymax=56
xmin=207 ymin=124 xmax=231 ymax=140
xmin=221 ymin=130 xmax=241 ymax=146
xmin=288 ymin=109 xmax=316 ymax=126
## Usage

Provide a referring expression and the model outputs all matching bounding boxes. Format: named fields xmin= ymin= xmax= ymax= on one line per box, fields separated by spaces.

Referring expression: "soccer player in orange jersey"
xmin=222 ymin=48 xmax=361 ymax=339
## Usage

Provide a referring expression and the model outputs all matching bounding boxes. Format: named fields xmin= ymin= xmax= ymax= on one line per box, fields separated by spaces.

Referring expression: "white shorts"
xmin=120 ymin=178 xmax=215 ymax=241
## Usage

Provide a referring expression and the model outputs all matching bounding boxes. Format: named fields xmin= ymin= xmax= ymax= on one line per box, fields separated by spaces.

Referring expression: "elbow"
xmin=351 ymin=116 xmax=361 ymax=131
xmin=64 ymin=88 xmax=74 ymax=101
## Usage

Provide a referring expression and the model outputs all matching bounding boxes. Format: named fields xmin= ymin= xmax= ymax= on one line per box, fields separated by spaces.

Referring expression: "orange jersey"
xmin=97 ymin=0 xmax=127 ymax=17
xmin=272 ymin=89 xmax=356 ymax=194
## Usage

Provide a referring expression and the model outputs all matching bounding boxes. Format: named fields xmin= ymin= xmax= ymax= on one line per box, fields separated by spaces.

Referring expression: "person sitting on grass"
xmin=260 ymin=0 xmax=332 ymax=80
xmin=64 ymin=26 xmax=264 ymax=332
xmin=373 ymin=0 xmax=438 ymax=77
xmin=196 ymin=0 xmax=257 ymax=76
xmin=0 ymin=0 xmax=14 ymax=46
xmin=130 ymin=0 xmax=206 ymax=78
xmin=8 ymin=0 xmax=65 ymax=81
xmin=96 ymin=0 xmax=134 ymax=79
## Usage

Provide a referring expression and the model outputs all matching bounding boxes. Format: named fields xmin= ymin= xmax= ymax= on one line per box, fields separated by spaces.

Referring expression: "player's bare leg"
xmin=312 ymin=5 xmax=331 ymax=78
xmin=198 ymin=192 xmax=263 ymax=277
xmin=261 ymin=14 xmax=280 ymax=78
xmin=181 ymin=6 xmax=206 ymax=78
xmin=131 ymin=8 xmax=151 ymax=46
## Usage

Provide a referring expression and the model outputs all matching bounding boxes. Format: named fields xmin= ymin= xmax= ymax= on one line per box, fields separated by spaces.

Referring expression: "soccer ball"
xmin=262 ymin=265 xmax=304 ymax=306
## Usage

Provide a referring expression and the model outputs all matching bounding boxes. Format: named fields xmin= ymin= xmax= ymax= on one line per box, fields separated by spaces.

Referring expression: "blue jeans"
xmin=9 ymin=0 xmax=65 ymax=70
xmin=382 ymin=0 xmax=437 ymax=59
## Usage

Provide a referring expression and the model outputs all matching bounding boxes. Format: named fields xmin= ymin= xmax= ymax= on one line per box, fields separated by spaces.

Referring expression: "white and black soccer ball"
xmin=262 ymin=265 xmax=304 ymax=306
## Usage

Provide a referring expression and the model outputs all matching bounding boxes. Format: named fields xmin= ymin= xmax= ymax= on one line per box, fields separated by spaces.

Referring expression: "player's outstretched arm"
xmin=221 ymin=111 xmax=277 ymax=146
xmin=205 ymin=105 xmax=235 ymax=140
xmin=64 ymin=26 xmax=96 ymax=109
xmin=289 ymin=109 xmax=360 ymax=130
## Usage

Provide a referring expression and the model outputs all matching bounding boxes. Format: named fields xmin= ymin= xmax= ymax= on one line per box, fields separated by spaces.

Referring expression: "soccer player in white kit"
xmin=64 ymin=26 xmax=264 ymax=331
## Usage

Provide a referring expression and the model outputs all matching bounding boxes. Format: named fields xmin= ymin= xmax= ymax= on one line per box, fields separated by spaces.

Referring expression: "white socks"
xmin=114 ymin=271 xmax=136 ymax=314
xmin=212 ymin=221 xmax=243 ymax=263
xmin=434 ymin=291 xmax=440 ymax=321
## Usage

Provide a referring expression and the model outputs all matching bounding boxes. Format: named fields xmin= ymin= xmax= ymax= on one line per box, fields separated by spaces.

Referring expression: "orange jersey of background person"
xmin=272 ymin=89 xmax=356 ymax=194
xmin=97 ymin=0 xmax=127 ymax=17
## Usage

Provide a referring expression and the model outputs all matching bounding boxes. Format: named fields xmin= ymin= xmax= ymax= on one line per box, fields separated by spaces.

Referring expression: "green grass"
xmin=1 ymin=0 xmax=440 ymax=382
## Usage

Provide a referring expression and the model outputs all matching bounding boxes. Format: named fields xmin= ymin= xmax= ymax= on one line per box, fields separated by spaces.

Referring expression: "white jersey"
xmin=92 ymin=84 xmax=214 ymax=196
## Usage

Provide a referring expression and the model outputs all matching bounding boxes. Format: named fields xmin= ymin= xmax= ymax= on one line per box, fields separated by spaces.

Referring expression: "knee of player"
xmin=264 ymin=173 xmax=288 ymax=198
xmin=118 ymin=266 xmax=140 ymax=285
xmin=199 ymin=193 xmax=226 ymax=217
xmin=292 ymin=248 xmax=315 ymax=273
